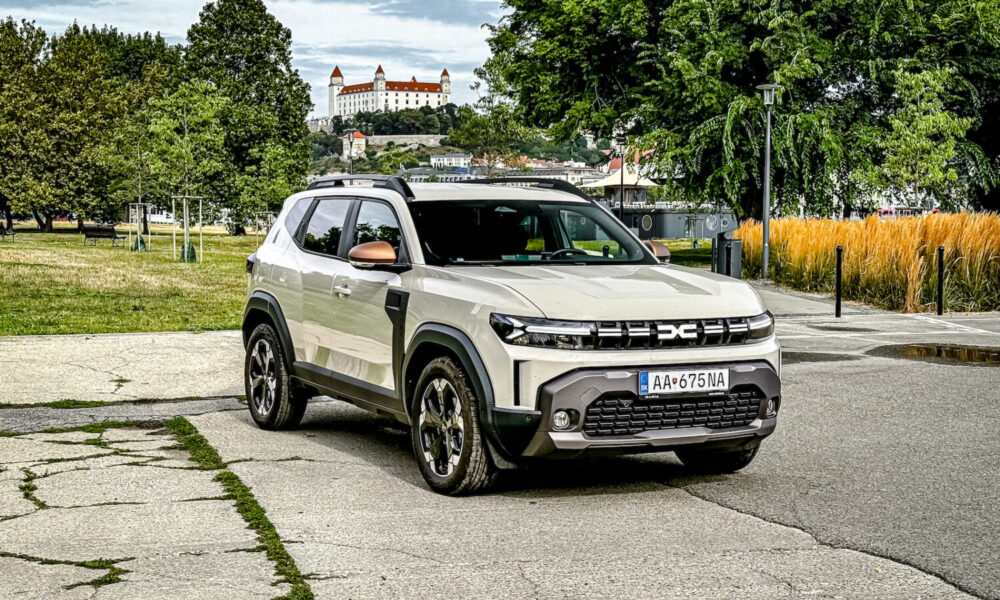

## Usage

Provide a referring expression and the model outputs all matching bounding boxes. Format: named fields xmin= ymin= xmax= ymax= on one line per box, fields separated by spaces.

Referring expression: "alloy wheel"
xmin=418 ymin=378 xmax=464 ymax=477
xmin=249 ymin=338 xmax=277 ymax=416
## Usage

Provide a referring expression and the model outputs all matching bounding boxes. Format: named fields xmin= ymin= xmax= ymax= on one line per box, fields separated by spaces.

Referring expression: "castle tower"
xmin=374 ymin=65 xmax=386 ymax=91
xmin=328 ymin=66 xmax=343 ymax=117
xmin=440 ymin=68 xmax=451 ymax=100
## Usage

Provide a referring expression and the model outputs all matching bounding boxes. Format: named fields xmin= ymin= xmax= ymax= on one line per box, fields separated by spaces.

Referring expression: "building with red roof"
xmin=329 ymin=66 xmax=451 ymax=119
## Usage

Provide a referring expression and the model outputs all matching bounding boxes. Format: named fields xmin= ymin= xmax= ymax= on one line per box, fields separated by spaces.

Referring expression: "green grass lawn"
xmin=0 ymin=225 xmax=716 ymax=336
xmin=0 ymin=225 xmax=257 ymax=335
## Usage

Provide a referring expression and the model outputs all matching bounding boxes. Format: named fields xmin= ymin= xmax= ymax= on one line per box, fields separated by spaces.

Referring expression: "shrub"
xmin=735 ymin=214 xmax=1000 ymax=312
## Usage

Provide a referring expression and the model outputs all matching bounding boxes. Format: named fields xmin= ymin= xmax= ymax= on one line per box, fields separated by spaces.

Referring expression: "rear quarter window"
xmin=284 ymin=197 xmax=312 ymax=236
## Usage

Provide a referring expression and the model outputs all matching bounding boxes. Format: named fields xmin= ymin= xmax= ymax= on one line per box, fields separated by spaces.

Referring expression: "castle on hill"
xmin=328 ymin=65 xmax=451 ymax=119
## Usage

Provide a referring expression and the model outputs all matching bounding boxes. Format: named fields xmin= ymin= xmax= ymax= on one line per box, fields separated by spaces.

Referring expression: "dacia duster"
xmin=243 ymin=176 xmax=780 ymax=495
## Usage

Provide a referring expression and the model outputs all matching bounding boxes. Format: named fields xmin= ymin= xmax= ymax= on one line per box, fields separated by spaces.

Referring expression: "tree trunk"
xmin=0 ymin=196 xmax=11 ymax=231
xmin=77 ymin=216 xmax=85 ymax=233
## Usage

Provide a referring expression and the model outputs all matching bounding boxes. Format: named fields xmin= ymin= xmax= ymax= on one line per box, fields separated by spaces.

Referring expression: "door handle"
xmin=333 ymin=285 xmax=352 ymax=298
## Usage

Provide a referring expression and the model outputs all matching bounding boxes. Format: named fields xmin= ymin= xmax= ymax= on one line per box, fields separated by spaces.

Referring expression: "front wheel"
xmin=410 ymin=356 xmax=497 ymax=495
xmin=244 ymin=323 xmax=308 ymax=430
xmin=675 ymin=441 xmax=760 ymax=474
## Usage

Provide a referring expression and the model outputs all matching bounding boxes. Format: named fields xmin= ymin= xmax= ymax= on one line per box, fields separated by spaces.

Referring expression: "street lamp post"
xmin=344 ymin=128 xmax=358 ymax=175
xmin=756 ymin=83 xmax=782 ymax=282
xmin=616 ymin=139 xmax=627 ymax=221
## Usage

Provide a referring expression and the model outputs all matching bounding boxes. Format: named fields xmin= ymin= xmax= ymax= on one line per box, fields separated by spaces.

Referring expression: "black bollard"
xmin=725 ymin=243 xmax=732 ymax=277
xmin=937 ymin=245 xmax=945 ymax=315
xmin=835 ymin=245 xmax=843 ymax=318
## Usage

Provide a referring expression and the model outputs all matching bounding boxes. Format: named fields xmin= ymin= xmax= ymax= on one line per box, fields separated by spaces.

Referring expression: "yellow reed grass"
xmin=735 ymin=213 xmax=1000 ymax=312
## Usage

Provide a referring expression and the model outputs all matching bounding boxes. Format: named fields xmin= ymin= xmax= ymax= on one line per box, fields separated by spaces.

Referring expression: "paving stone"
xmin=0 ymin=475 xmax=36 ymax=518
xmin=141 ymin=459 xmax=198 ymax=469
xmin=0 ymin=437 xmax=113 ymax=464
xmin=35 ymin=465 xmax=223 ymax=507
xmin=0 ymin=556 xmax=97 ymax=600
xmin=23 ymin=431 xmax=99 ymax=443
xmin=29 ymin=454 xmax=145 ymax=477
xmin=129 ymin=448 xmax=190 ymax=461
xmin=92 ymin=551 xmax=286 ymax=600
xmin=0 ymin=501 xmax=256 ymax=563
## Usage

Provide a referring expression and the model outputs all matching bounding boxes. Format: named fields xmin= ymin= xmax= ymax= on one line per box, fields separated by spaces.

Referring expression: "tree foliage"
xmin=447 ymin=87 xmax=527 ymax=177
xmin=185 ymin=0 xmax=311 ymax=226
xmin=485 ymin=0 xmax=1000 ymax=217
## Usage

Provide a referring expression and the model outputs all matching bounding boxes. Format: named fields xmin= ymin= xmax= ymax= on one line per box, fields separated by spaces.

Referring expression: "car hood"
xmin=446 ymin=264 xmax=766 ymax=321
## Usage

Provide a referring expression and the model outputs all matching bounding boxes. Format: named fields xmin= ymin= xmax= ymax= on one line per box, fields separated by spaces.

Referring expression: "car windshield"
xmin=409 ymin=200 xmax=654 ymax=266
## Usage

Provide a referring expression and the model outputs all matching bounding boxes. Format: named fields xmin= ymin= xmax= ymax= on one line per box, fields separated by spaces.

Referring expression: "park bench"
xmin=0 ymin=226 xmax=13 ymax=242
xmin=82 ymin=224 xmax=124 ymax=247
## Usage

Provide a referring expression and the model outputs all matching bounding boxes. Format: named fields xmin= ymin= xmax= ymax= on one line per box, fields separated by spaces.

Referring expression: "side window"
xmin=353 ymin=201 xmax=402 ymax=257
xmin=284 ymin=197 xmax=311 ymax=236
xmin=302 ymin=199 xmax=351 ymax=257
xmin=560 ymin=209 xmax=622 ymax=256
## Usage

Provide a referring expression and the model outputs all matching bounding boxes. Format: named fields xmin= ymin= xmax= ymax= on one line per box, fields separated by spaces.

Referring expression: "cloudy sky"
xmin=0 ymin=0 xmax=504 ymax=116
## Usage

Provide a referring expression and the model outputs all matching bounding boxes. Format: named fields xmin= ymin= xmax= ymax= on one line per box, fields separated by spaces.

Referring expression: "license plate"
xmin=639 ymin=369 xmax=729 ymax=396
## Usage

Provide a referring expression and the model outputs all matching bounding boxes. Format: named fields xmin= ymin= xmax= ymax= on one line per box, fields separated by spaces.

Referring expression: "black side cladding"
xmin=385 ymin=289 xmax=410 ymax=395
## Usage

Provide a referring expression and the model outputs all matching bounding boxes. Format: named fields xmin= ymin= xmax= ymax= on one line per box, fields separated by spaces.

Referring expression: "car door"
xmin=336 ymin=198 xmax=408 ymax=399
xmin=294 ymin=196 xmax=356 ymax=370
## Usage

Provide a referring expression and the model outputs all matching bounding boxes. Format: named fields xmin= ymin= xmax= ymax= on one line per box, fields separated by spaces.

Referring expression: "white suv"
xmin=243 ymin=176 xmax=780 ymax=495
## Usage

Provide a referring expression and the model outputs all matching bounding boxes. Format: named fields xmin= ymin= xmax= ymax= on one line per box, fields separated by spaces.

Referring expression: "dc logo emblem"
xmin=659 ymin=323 xmax=698 ymax=340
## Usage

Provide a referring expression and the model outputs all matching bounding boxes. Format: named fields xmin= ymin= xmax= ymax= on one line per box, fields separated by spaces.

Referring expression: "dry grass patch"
xmin=735 ymin=213 xmax=1000 ymax=312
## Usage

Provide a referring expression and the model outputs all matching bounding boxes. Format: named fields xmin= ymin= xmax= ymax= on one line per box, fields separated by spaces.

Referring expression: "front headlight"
xmin=747 ymin=311 xmax=775 ymax=340
xmin=489 ymin=314 xmax=593 ymax=350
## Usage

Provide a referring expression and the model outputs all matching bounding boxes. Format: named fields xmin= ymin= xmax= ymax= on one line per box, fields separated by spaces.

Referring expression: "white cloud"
xmin=0 ymin=0 xmax=501 ymax=115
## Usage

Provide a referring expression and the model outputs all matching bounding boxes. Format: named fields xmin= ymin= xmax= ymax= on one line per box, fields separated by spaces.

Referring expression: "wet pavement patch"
xmin=782 ymin=352 xmax=864 ymax=365
xmin=867 ymin=344 xmax=1000 ymax=366
xmin=808 ymin=324 xmax=879 ymax=333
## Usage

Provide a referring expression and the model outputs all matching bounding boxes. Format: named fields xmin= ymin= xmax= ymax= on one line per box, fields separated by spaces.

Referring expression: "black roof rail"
xmin=457 ymin=177 xmax=593 ymax=201
xmin=306 ymin=174 xmax=415 ymax=201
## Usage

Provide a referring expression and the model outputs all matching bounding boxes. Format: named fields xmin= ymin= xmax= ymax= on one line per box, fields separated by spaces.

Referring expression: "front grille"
xmin=594 ymin=318 xmax=751 ymax=349
xmin=583 ymin=389 xmax=763 ymax=437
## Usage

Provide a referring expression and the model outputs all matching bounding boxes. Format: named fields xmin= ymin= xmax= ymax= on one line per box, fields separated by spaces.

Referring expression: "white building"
xmin=342 ymin=131 xmax=367 ymax=161
xmin=430 ymin=153 xmax=471 ymax=169
xmin=329 ymin=65 xmax=450 ymax=119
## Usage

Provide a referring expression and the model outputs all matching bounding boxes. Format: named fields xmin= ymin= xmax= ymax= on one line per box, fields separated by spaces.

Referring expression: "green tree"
xmin=0 ymin=23 xmax=121 ymax=231
xmin=185 ymin=0 xmax=311 ymax=229
xmin=485 ymin=0 xmax=1000 ymax=218
xmin=147 ymin=80 xmax=230 ymax=201
xmin=448 ymin=88 xmax=526 ymax=177
xmin=879 ymin=68 xmax=973 ymax=208
xmin=0 ymin=19 xmax=46 ymax=230
xmin=376 ymin=146 xmax=419 ymax=175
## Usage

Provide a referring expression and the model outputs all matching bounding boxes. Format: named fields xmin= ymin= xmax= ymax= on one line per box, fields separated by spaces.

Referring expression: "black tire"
xmin=244 ymin=323 xmax=308 ymax=430
xmin=676 ymin=441 xmax=761 ymax=474
xmin=410 ymin=356 xmax=497 ymax=495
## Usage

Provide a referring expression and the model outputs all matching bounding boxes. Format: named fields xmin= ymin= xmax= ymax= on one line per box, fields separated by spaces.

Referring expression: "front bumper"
xmin=512 ymin=360 xmax=780 ymax=459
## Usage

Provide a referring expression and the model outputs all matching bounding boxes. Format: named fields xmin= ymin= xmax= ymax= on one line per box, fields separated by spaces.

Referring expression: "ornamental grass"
xmin=734 ymin=213 xmax=1000 ymax=312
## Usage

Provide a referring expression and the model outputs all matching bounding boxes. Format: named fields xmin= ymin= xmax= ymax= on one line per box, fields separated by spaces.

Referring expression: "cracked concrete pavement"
xmin=0 ymin=331 xmax=243 ymax=405
xmin=0 ymin=426 xmax=288 ymax=599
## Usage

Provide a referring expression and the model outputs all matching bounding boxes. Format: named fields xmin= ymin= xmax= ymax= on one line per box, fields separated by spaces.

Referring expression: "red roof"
xmin=342 ymin=131 xmax=366 ymax=139
xmin=331 ymin=66 xmax=343 ymax=77
xmin=608 ymin=149 xmax=654 ymax=171
xmin=338 ymin=80 xmax=443 ymax=95
xmin=375 ymin=64 xmax=384 ymax=75
xmin=441 ymin=68 xmax=449 ymax=77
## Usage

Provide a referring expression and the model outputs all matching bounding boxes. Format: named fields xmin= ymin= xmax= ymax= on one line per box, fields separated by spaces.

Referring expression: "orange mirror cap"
xmin=348 ymin=240 xmax=397 ymax=265
xmin=646 ymin=240 xmax=671 ymax=262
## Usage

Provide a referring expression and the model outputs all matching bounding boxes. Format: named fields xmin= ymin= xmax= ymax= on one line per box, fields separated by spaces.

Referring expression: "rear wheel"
xmin=410 ymin=356 xmax=497 ymax=495
xmin=245 ymin=323 xmax=308 ymax=430
xmin=676 ymin=441 xmax=760 ymax=474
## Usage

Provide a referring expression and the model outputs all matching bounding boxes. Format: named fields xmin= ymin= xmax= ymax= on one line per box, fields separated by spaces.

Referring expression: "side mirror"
xmin=348 ymin=241 xmax=397 ymax=268
xmin=645 ymin=240 xmax=671 ymax=263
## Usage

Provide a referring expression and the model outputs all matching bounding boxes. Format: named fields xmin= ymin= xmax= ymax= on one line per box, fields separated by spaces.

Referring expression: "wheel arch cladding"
xmin=242 ymin=291 xmax=295 ymax=367
xmin=402 ymin=323 xmax=539 ymax=461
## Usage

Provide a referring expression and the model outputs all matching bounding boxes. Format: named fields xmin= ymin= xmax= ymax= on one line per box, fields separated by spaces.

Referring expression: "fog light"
xmin=552 ymin=410 xmax=571 ymax=430
xmin=766 ymin=398 xmax=778 ymax=417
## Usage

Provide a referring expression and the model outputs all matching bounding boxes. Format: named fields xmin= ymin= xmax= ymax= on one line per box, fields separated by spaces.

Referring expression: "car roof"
xmin=407 ymin=182 xmax=587 ymax=203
